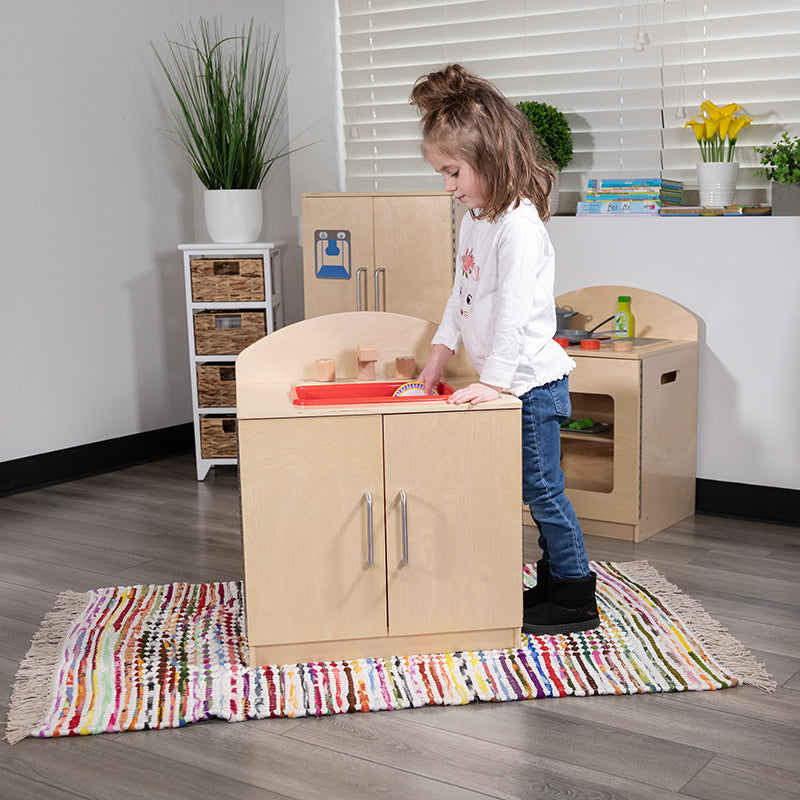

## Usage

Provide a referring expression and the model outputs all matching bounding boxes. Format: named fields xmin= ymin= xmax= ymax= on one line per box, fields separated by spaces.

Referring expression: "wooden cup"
xmin=315 ymin=358 xmax=336 ymax=382
xmin=395 ymin=356 xmax=416 ymax=380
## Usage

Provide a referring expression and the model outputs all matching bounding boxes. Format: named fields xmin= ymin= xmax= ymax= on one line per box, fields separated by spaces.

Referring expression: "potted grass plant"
xmin=754 ymin=132 xmax=800 ymax=216
xmin=516 ymin=101 xmax=573 ymax=215
xmin=153 ymin=17 xmax=292 ymax=242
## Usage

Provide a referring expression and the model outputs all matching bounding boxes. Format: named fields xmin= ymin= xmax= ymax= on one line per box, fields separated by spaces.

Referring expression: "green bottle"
xmin=614 ymin=295 xmax=635 ymax=338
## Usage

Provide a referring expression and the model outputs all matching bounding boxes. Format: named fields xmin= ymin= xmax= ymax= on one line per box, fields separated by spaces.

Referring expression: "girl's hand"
xmin=448 ymin=382 xmax=501 ymax=405
xmin=418 ymin=362 xmax=442 ymax=395
xmin=419 ymin=343 xmax=454 ymax=394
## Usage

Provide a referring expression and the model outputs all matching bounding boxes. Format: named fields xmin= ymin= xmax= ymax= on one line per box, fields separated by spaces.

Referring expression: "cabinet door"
xmin=373 ymin=194 xmax=454 ymax=323
xmin=238 ymin=415 xmax=387 ymax=645
xmin=302 ymin=195 xmax=375 ymax=317
xmin=382 ymin=409 xmax=522 ymax=636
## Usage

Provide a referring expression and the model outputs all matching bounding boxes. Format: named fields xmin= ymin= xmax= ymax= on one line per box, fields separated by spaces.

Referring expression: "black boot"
xmin=522 ymin=572 xmax=600 ymax=635
xmin=523 ymin=560 xmax=551 ymax=610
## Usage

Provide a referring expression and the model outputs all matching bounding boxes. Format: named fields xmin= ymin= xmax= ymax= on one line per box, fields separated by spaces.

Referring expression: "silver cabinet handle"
xmin=399 ymin=489 xmax=408 ymax=565
xmin=365 ymin=490 xmax=374 ymax=566
xmin=374 ymin=267 xmax=386 ymax=312
xmin=356 ymin=267 xmax=367 ymax=311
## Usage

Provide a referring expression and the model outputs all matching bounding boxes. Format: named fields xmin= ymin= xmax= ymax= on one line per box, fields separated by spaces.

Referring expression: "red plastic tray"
xmin=291 ymin=381 xmax=454 ymax=406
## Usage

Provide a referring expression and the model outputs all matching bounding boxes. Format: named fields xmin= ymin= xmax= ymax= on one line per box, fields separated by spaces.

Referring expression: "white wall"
xmin=284 ymin=2 xmax=346 ymax=213
xmin=281 ymin=0 xmax=346 ymax=322
xmin=0 ymin=0 xmax=292 ymax=463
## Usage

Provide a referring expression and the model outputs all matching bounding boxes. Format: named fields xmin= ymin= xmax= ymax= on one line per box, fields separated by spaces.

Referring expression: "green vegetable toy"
xmin=562 ymin=417 xmax=594 ymax=430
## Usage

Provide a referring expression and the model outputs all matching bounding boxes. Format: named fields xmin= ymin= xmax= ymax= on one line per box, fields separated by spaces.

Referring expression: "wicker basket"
xmin=197 ymin=364 xmax=237 ymax=407
xmin=190 ymin=258 xmax=265 ymax=302
xmin=193 ymin=311 xmax=266 ymax=355
xmin=200 ymin=415 xmax=238 ymax=458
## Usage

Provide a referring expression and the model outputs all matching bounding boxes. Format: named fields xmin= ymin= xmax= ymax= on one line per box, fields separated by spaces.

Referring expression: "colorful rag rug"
xmin=5 ymin=561 xmax=774 ymax=744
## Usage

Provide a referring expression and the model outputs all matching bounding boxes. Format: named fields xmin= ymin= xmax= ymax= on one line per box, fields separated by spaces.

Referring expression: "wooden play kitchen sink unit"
xmin=236 ymin=312 xmax=523 ymax=667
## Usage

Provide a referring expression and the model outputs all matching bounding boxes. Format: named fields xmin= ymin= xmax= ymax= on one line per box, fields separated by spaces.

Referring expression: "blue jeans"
xmin=520 ymin=375 xmax=591 ymax=580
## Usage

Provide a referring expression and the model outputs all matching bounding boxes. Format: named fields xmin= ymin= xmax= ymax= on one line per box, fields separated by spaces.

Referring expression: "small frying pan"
xmin=556 ymin=315 xmax=615 ymax=345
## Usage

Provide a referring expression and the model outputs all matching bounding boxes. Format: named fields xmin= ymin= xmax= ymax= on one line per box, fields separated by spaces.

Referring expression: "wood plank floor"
xmin=1 ymin=454 xmax=797 ymax=800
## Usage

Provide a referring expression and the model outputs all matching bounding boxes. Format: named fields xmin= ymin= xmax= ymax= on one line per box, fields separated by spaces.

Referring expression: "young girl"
xmin=411 ymin=64 xmax=599 ymax=635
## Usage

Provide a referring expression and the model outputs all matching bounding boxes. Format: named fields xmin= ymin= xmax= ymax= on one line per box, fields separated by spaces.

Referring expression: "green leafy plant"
xmin=152 ymin=17 xmax=292 ymax=190
xmin=516 ymin=100 xmax=574 ymax=171
xmin=753 ymin=132 xmax=800 ymax=185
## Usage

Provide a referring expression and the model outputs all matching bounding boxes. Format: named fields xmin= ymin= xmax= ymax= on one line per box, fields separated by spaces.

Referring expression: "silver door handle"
xmin=356 ymin=267 xmax=367 ymax=311
xmin=365 ymin=490 xmax=374 ymax=566
xmin=399 ymin=489 xmax=408 ymax=565
xmin=374 ymin=267 xmax=386 ymax=311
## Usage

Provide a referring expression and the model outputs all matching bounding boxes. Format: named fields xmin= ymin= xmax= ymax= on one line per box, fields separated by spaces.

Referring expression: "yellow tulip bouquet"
xmin=684 ymin=101 xmax=753 ymax=162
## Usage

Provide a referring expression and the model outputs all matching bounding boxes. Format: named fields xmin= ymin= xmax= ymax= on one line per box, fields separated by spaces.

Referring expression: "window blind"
xmin=339 ymin=0 xmax=800 ymax=209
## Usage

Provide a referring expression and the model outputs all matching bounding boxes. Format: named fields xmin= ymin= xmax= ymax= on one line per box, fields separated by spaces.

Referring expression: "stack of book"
xmin=576 ymin=178 xmax=684 ymax=216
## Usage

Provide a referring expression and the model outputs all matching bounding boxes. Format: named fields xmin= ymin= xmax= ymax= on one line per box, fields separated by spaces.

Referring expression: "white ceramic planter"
xmin=204 ymin=189 xmax=263 ymax=243
xmin=696 ymin=162 xmax=739 ymax=207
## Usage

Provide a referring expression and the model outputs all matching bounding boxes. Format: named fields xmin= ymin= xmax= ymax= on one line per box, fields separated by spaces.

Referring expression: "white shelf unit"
xmin=180 ymin=242 xmax=285 ymax=480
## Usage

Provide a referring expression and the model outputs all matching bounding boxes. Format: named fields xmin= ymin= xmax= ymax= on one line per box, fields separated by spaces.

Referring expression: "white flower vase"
xmin=204 ymin=189 xmax=263 ymax=243
xmin=696 ymin=162 xmax=739 ymax=207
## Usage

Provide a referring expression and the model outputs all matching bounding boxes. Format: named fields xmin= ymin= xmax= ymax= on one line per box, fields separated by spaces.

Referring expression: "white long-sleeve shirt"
xmin=432 ymin=199 xmax=575 ymax=396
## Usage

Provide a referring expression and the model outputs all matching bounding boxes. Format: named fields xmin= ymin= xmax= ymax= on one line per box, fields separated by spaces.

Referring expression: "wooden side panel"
xmin=556 ymin=285 xmax=699 ymax=341
xmin=235 ymin=312 xmax=478 ymax=418
xmin=639 ymin=346 xmax=698 ymax=539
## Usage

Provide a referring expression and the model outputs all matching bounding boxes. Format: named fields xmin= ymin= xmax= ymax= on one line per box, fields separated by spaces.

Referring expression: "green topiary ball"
xmin=516 ymin=100 xmax=574 ymax=171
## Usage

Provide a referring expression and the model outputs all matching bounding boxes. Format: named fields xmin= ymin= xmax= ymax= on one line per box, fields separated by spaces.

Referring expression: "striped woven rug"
xmin=4 ymin=561 xmax=774 ymax=744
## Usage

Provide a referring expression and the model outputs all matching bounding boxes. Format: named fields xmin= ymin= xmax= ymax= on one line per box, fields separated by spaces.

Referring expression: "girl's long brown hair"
xmin=410 ymin=63 xmax=555 ymax=222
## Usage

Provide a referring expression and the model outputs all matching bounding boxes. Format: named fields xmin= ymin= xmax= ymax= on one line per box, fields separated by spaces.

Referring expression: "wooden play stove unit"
xmin=236 ymin=312 xmax=523 ymax=667
xmin=554 ymin=286 xmax=700 ymax=543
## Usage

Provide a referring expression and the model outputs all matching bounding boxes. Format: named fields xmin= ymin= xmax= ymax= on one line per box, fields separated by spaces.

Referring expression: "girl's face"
xmin=426 ymin=147 xmax=487 ymax=210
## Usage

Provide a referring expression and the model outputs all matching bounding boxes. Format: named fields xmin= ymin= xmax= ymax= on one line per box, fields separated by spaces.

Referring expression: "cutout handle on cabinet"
xmin=365 ymin=490 xmax=374 ymax=566
xmin=399 ymin=489 xmax=408 ymax=565
xmin=212 ymin=260 xmax=240 ymax=276
xmin=214 ymin=314 xmax=242 ymax=329
xmin=660 ymin=370 xmax=678 ymax=385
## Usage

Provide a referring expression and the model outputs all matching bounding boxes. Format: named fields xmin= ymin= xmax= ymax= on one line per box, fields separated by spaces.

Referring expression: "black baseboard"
xmin=695 ymin=478 xmax=799 ymax=527
xmin=0 ymin=424 xmax=194 ymax=498
xmin=2 ymin=435 xmax=797 ymax=528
